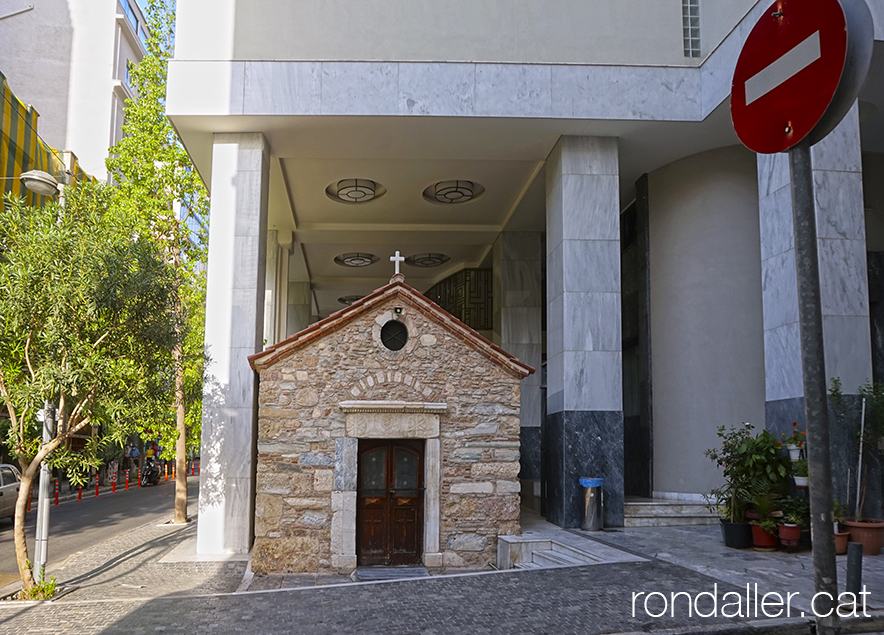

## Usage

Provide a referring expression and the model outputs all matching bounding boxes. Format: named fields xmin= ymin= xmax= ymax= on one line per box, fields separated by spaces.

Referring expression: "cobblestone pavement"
xmin=1 ymin=511 xmax=883 ymax=635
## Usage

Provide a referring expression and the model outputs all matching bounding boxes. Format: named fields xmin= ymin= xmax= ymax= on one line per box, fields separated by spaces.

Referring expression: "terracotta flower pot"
xmin=751 ymin=524 xmax=778 ymax=551
xmin=842 ymin=518 xmax=884 ymax=556
xmin=778 ymin=523 xmax=802 ymax=549
xmin=834 ymin=531 xmax=850 ymax=555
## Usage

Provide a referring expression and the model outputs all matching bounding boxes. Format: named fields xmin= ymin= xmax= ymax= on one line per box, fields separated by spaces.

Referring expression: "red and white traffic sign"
xmin=732 ymin=0 xmax=848 ymax=154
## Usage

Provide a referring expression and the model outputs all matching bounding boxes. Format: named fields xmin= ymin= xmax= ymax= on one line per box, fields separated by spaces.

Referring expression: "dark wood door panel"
xmin=357 ymin=439 xmax=424 ymax=566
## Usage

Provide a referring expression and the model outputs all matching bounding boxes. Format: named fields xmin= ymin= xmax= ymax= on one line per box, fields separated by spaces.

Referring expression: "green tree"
xmin=0 ymin=185 xmax=176 ymax=591
xmin=106 ymin=0 xmax=209 ymax=524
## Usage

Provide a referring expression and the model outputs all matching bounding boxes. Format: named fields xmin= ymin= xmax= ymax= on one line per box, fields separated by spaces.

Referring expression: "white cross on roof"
xmin=390 ymin=251 xmax=405 ymax=275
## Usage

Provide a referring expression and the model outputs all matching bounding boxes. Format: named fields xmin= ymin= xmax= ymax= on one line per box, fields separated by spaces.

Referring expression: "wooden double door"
xmin=357 ymin=439 xmax=423 ymax=566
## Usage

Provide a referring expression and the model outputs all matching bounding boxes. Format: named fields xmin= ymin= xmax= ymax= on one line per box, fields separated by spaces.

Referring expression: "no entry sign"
xmin=732 ymin=0 xmax=848 ymax=154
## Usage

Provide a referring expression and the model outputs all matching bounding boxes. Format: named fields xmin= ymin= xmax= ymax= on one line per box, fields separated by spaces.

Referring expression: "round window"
xmin=381 ymin=320 xmax=408 ymax=351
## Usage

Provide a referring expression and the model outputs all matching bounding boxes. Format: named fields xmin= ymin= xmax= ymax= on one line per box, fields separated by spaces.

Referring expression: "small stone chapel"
xmin=248 ymin=271 xmax=534 ymax=574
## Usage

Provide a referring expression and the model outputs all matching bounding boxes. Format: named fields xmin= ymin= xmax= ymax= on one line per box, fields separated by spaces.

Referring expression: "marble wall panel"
xmin=759 ymin=186 xmax=794 ymax=261
xmin=424 ymin=439 xmax=441 ymax=554
xmin=546 ymin=294 xmax=564 ymax=360
xmin=561 ymin=240 xmax=620 ymax=294
xmin=763 ymin=323 xmax=804 ymax=402
xmin=500 ymin=232 xmax=543 ymax=262
xmin=519 ymin=427 xmax=541 ymax=478
xmin=334 ymin=438 xmax=358 ymax=491
xmin=501 ymin=261 xmax=543 ymax=308
xmin=817 ymin=239 xmax=869 ymax=317
xmin=398 ymin=63 xmax=475 ymax=116
xmin=197 ymin=474 xmax=253 ymax=554
xmin=563 ymin=292 xmax=621 ymax=353
xmin=761 ymin=251 xmax=799 ymax=331
xmin=757 ymin=152 xmax=791 ymax=199
xmin=320 ymin=62 xmax=398 ymax=115
xmin=243 ymin=62 xmax=321 ymax=115
xmin=545 ymin=179 xmax=564 ymax=253
xmin=501 ymin=307 xmax=543 ymax=345
xmin=474 ymin=64 xmax=551 ymax=118
xmin=813 ymin=171 xmax=866 ymax=241
xmin=546 ymin=244 xmax=564 ymax=300
xmin=810 ymin=103 xmax=863 ymax=173
xmin=551 ymin=65 xmax=700 ymax=121
xmin=823 ymin=315 xmax=873 ymax=391
xmin=556 ymin=136 xmax=619 ymax=176
xmin=563 ymin=350 xmax=622 ymax=412
xmin=561 ymin=175 xmax=620 ymax=241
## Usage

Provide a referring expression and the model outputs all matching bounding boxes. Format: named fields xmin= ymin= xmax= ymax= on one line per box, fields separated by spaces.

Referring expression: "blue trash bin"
xmin=579 ymin=477 xmax=604 ymax=530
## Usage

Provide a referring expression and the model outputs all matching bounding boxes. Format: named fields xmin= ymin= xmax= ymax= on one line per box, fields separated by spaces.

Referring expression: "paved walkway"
xmin=0 ymin=508 xmax=882 ymax=635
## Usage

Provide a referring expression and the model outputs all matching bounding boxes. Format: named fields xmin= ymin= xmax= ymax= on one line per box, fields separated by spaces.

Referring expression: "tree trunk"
xmin=13 ymin=459 xmax=36 ymax=591
xmin=173 ymin=244 xmax=188 ymax=523
xmin=173 ymin=339 xmax=188 ymax=523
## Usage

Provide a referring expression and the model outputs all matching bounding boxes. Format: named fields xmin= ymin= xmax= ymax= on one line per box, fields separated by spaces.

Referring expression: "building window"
xmin=124 ymin=61 xmax=135 ymax=89
xmin=682 ymin=0 xmax=701 ymax=58
xmin=119 ymin=0 xmax=138 ymax=33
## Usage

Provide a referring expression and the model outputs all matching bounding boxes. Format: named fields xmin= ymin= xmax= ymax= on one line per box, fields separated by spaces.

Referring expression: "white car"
xmin=0 ymin=464 xmax=22 ymax=520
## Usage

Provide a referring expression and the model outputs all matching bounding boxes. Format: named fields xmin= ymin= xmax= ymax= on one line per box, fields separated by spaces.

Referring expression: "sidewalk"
xmin=0 ymin=508 xmax=882 ymax=635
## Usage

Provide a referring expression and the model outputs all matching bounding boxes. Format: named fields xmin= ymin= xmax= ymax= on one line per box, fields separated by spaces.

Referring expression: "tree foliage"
xmin=106 ymin=0 xmax=209 ymax=460
xmin=0 ymin=184 xmax=176 ymax=589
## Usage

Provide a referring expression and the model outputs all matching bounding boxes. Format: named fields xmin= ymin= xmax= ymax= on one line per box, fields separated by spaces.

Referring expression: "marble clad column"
xmin=758 ymin=103 xmax=871 ymax=505
xmin=545 ymin=136 xmax=624 ymax=528
xmin=492 ymin=232 xmax=543 ymax=481
xmin=286 ymin=281 xmax=312 ymax=337
xmin=198 ymin=133 xmax=269 ymax=555
xmin=263 ymin=230 xmax=279 ymax=348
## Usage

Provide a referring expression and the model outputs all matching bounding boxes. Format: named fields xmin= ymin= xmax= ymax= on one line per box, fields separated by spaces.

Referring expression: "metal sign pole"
xmin=789 ymin=139 xmax=838 ymax=634
xmin=33 ymin=401 xmax=54 ymax=582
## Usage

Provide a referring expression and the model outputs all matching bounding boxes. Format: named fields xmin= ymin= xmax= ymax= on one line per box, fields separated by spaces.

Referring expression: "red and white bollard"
xmin=95 ymin=477 xmax=100 ymax=497
xmin=164 ymin=464 xmax=168 ymax=481
xmin=77 ymin=486 xmax=82 ymax=501
xmin=137 ymin=467 xmax=141 ymax=487
xmin=54 ymin=479 xmax=59 ymax=506
xmin=112 ymin=471 xmax=117 ymax=493
xmin=125 ymin=471 xmax=129 ymax=490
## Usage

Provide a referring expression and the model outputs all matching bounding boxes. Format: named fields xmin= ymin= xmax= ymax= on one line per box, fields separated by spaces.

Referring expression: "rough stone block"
xmin=331 ymin=554 xmax=357 ymax=571
xmin=283 ymin=497 xmax=326 ymax=509
xmin=300 ymin=452 xmax=334 ymax=467
xmin=471 ymin=462 xmax=520 ymax=478
xmin=482 ymin=495 xmax=521 ymax=520
xmin=450 ymin=481 xmax=493 ymax=494
xmin=256 ymin=473 xmax=293 ymax=495
xmin=423 ymin=552 xmax=444 ymax=568
xmin=442 ymin=550 xmax=466 ymax=568
xmin=495 ymin=480 xmax=521 ymax=494
xmin=314 ymin=469 xmax=334 ymax=491
xmin=252 ymin=536 xmax=318 ymax=574
xmin=451 ymin=449 xmax=484 ymax=463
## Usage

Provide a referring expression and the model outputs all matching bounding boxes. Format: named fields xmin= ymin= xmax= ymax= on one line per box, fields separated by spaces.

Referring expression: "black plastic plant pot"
xmin=720 ymin=519 xmax=753 ymax=549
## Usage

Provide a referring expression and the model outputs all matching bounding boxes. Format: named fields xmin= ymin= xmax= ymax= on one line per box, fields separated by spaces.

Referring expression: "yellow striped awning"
xmin=1 ymin=69 xmax=93 ymax=212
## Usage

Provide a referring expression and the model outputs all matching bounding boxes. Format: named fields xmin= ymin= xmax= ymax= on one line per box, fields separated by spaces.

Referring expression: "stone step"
xmin=532 ymin=549 xmax=586 ymax=567
xmin=623 ymin=500 xmax=718 ymax=527
xmin=514 ymin=561 xmax=541 ymax=570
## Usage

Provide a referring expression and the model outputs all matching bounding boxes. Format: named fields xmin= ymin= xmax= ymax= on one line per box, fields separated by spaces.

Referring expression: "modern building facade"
xmin=165 ymin=0 xmax=884 ymax=555
xmin=0 ymin=0 xmax=148 ymax=179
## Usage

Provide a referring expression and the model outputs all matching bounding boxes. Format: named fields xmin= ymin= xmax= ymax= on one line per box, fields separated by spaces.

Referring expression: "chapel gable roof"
xmin=248 ymin=274 xmax=535 ymax=378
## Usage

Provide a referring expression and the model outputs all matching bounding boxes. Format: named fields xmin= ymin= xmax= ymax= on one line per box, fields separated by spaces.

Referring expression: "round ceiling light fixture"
xmin=334 ymin=252 xmax=379 ymax=267
xmin=326 ymin=179 xmax=386 ymax=204
xmin=405 ymin=253 xmax=451 ymax=268
xmin=338 ymin=295 xmax=362 ymax=306
xmin=422 ymin=180 xmax=484 ymax=204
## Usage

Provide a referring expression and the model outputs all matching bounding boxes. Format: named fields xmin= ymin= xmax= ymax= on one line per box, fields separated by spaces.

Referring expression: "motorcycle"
xmin=140 ymin=456 xmax=161 ymax=487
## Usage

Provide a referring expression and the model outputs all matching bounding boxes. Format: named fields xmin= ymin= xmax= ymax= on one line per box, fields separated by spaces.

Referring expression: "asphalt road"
xmin=0 ymin=476 xmax=198 ymax=587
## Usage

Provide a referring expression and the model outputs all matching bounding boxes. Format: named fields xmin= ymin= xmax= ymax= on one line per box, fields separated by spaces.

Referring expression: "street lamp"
xmin=19 ymin=170 xmax=61 ymax=196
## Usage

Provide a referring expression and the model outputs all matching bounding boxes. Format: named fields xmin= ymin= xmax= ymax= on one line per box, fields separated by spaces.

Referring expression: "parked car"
xmin=0 ymin=464 xmax=22 ymax=520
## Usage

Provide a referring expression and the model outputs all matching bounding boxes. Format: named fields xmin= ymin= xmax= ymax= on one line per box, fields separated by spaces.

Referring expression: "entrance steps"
xmin=624 ymin=497 xmax=717 ymax=527
xmin=498 ymin=537 xmax=638 ymax=570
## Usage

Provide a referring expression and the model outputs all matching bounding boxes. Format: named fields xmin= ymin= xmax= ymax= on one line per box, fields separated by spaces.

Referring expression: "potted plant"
xmin=792 ymin=458 xmax=808 ymax=488
xmin=748 ymin=480 xmax=782 ymax=551
xmin=780 ymin=421 xmax=806 ymax=460
xmin=834 ymin=498 xmax=850 ymax=556
xmin=705 ymin=424 xmax=754 ymax=549
xmin=778 ymin=496 xmax=808 ymax=551
xmin=830 ymin=379 xmax=884 ymax=556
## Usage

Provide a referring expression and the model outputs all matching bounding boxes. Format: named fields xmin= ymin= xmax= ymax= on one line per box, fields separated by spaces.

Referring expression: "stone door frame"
xmin=332 ymin=401 xmax=445 ymax=570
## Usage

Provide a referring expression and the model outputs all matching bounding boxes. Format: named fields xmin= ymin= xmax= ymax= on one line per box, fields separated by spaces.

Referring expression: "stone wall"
xmin=252 ymin=294 xmax=523 ymax=574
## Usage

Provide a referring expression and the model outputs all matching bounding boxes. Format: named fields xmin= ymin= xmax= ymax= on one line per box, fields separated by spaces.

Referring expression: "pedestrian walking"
xmin=124 ymin=443 xmax=132 ymax=472
xmin=129 ymin=444 xmax=140 ymax=472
